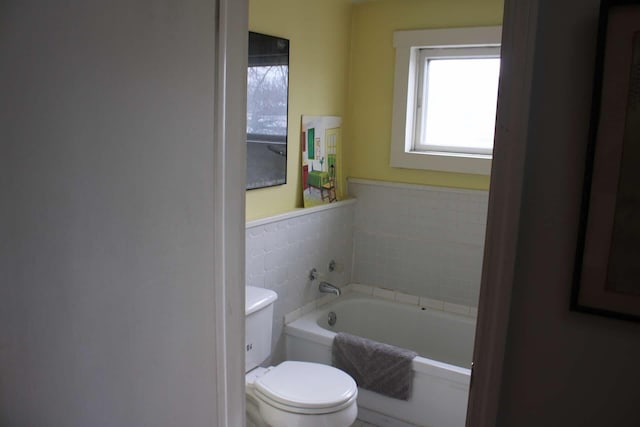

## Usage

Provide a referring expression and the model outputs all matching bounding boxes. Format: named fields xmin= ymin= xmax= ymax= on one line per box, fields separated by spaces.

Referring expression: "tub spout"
xmin=319 ymin=281 xmax=341 ymax=296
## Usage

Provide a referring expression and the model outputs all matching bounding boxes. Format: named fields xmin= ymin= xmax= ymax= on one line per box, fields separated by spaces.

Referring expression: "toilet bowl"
xmin=245 ymin=286 xmax=358 ymax=427
xmin=246 ymin=362 xmax=357 ymax=427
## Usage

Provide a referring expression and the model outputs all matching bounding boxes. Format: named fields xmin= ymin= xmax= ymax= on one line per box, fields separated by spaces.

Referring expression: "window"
xmin=415 ymin=50 xmax=500 ymax=155
xmin=390 ymin=26 xmax=502 ymax=174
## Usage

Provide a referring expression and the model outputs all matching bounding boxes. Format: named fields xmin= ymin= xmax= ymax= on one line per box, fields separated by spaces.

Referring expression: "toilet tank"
xmin=245 ymin=286 xmax=278 ymax=372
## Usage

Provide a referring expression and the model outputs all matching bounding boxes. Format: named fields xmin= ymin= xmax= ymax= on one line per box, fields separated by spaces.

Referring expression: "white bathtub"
xmin=284 ymin=290 xmax=475 ymax=427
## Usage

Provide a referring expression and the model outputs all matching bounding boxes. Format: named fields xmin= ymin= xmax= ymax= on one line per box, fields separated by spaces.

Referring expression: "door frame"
xmin=215 ymin=0 xmax=542 ymax=425
xmin=466 ymin=0 xmax=540 ymax=425
xmin=214 ymin=0 xmax=248 ymax=426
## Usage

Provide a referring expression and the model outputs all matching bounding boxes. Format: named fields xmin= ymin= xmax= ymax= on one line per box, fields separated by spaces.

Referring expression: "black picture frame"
xmin=246 ymin=32 xmax=290 ymax=190
xmin=571 ymin=0 xmax=640 ymax=322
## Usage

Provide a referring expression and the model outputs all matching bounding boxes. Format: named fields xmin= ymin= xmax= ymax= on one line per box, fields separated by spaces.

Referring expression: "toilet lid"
xmin=254 ymin=361 xmax=357 ymax=413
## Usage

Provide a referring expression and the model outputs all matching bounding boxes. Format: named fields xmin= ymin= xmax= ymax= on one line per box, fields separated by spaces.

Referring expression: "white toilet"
xmin=245 ymin=286 xmax=358 ymax=427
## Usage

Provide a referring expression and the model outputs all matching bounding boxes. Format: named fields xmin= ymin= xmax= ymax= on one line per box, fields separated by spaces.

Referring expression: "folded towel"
xmin=332 ymin=332 xmax=417 ymax=401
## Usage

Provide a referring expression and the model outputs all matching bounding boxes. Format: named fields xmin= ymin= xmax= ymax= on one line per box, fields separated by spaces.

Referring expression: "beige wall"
xmin=0 ymin=2 xmax=222 ymax=425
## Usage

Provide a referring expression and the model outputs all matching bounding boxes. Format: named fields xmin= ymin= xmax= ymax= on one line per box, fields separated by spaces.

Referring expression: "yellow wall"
xmin=248 ymin=0 xmax=504 ymax=220
xmin=247 ymin=0 xmax=352 ymax=221
xmin=344 ymin=0 xmax=503 ymax=190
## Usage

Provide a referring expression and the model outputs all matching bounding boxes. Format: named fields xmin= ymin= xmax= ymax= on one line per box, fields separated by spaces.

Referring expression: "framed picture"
xmin=572 ymin=0 xmax=640 ymax=321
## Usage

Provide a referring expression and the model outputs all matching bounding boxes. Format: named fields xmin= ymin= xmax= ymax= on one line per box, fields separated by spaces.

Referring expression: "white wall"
xmin=245 ymin=202 xmax=354 ymax=363
xmin=349 ymin=179 xmax=488 ymax=307
xmin=0 ymin=2 xmax=221 ymax=426
xmin=497 ymin=0 xmax=640 ymax=425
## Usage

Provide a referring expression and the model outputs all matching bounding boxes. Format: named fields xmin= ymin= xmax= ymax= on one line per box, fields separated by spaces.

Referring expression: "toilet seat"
xmin=253 ymin=361 xmax=358 ymax=415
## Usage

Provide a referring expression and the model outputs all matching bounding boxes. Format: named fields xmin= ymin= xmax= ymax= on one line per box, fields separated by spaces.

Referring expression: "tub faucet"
xmin=319 ymin=281 xmax=341 ymax=296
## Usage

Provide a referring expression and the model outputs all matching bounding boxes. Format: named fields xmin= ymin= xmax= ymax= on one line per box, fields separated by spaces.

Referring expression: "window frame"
xmin=390 ymin=26 xmax=502 ymax=175
xmin=414 ymin=48 xmax=501 ymax=156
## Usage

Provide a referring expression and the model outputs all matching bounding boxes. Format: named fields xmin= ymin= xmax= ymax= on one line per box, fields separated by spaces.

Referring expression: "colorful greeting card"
xmin=301 ymin=116 xmax=342 ymax=208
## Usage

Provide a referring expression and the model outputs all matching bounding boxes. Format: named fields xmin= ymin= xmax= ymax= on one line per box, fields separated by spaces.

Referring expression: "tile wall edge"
xmin=246 ymin=198 xmax=357 ymax=229
xmin=283 ymin=283 xmax=477 ymax=324
xmin=347 ymin=177 xmax=489 ymax=196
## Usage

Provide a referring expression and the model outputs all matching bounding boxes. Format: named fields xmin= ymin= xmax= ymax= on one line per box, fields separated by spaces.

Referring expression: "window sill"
xmin=389 ymin=149 xmax=492 ymax=175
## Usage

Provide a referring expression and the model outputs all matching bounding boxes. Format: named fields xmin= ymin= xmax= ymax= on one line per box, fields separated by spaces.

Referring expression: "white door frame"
xmin=214 ymin=0 xmax=542 ymax=425
xmin=466 ymin=0 xmax=540 ymax=425
xmin=214 ymin=0 xmax=248 ymax=426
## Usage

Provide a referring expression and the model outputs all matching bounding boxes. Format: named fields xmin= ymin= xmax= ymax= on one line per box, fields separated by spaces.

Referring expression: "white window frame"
xmin=390 ymin=26 xmax=502 ymax=175
xmin=414 ymin=47 xmax=500 ymax=155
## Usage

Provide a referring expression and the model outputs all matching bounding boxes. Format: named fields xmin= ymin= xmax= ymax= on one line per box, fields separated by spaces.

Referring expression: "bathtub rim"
xmin=284 ymin=291 xmax=472 ymax=385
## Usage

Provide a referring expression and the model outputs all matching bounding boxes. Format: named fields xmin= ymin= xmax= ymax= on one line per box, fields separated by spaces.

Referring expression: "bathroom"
xmin=246 ymin=0 xmax=502 ymax=426
xmin=7 ymin=0 xmax=640 ymax=425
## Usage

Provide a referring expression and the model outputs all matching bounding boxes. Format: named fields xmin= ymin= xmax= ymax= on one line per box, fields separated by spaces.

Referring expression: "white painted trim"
xmin=390 ymin=26 xmax=502 ymax=175
xmin=465 ymin=1 xmax=539 ymax=426
xmin=390 ymin=149 xmax=493 ymax=174
xmin=347 ymin=177 xmax=489 ymax=196
xmin=214 ymin=1 xmax=248 ymax=426
xmin=393 ymin=26 xmax=503 ymax=49
xmin=246 ymin=199 xmax=356 ymax=229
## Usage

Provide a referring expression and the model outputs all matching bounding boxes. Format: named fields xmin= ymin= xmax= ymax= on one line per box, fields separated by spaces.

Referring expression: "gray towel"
xmin=332 ymin=332 xmax=417 ymax=401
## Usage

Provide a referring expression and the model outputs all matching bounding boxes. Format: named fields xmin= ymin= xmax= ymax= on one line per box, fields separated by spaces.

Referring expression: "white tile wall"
xmin=247 ymin=180 xmax=487 ymax=363
xmin=246 ymin=201 xmax=355 ymax=363
xmin=348 ymin=179 xmax=488 ymax=308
